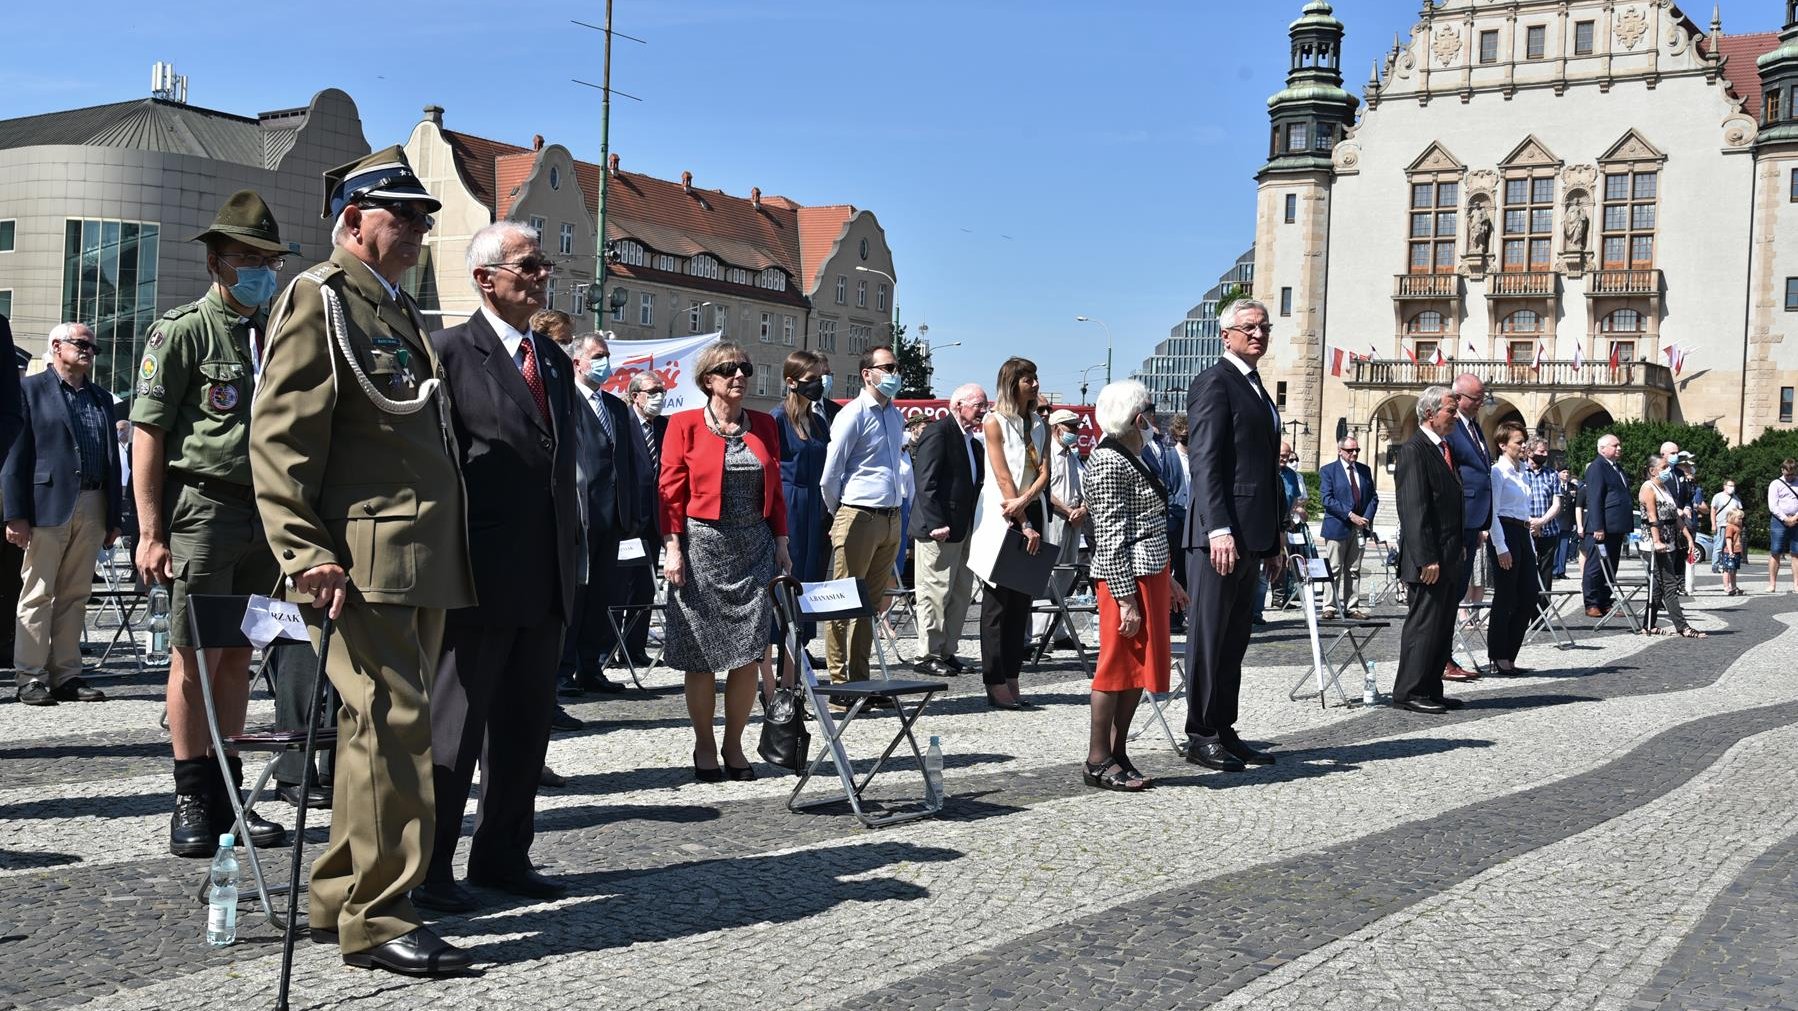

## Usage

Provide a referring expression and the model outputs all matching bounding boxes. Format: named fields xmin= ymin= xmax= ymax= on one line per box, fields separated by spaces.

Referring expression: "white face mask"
xmin=642 ymin=392 xmax=666 ymax=417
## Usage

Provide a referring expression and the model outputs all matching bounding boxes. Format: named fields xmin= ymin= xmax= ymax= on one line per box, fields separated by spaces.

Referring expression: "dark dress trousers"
xmin=616 ymin=410 xmax=666 ymax=659
xmin=428 ymin=312 xmax=579 ymax=882
xmin=1581 ymin=455 xmax=1634 ymax=609
xmin=1392 ymin=431 xmax=1465 ymax=705
xmin=561 ymin=384 xmax=644 ymax=680
xmin=1182 ymin=359 xmax=1284 ymax=743
xmin=909 ymin=414 xmax=982 ymax=542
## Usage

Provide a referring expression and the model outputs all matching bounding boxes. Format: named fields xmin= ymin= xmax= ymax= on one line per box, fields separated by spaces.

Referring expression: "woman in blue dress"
xmin=769 ymin=350 xmax=834 ymax=654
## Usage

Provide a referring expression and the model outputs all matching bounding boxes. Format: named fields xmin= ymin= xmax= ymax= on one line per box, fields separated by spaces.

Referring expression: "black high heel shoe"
xmin=985 ymin=689 xmax=1024 ymax=711
xmin=693 ymin=751 xmax=725 ymax=783
xmin=724 ymin=761 xmax=757 ymax=782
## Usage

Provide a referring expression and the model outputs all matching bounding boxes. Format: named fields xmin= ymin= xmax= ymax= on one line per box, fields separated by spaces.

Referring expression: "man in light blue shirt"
xmin=819 ymin=346 xmax=906 ymax=685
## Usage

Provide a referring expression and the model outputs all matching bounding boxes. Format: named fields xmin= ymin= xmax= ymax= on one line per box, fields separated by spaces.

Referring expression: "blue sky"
xmin=7 ymin=1 xmax=1770 ymax=401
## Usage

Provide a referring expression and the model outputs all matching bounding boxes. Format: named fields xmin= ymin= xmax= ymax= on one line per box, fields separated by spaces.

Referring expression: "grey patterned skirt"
xmin=664 ymin=439 xmax=777 ymax=672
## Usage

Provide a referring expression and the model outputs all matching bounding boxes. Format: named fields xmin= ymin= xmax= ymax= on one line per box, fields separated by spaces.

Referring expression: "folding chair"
xmin=1593 ymin=544 xmax=1650 ymax=633
xmin=1130 ymin=656 xmax=1190 ymax=753
xmin=1028 ymin=563 xmax=1097 ymax=675
xmin=1361 ymin=532 xmax=1404 ymax=607
xmin=1453 ymin=600 xmax=1492 ymax=674
xmin=877 ymin=558 xmax=917 ymax=666
xmin=1525 ymin=565 xmax=1584 ymax=648
xmin=1282 ymin=554 xmax=1391 ymax=707
xmin=769 ymin=576 xmax=946 ymax=828
xmin=86 ymin=540 xmax=150 ymax=675
xmin=186 ymin=595 xmax=334 ymax=936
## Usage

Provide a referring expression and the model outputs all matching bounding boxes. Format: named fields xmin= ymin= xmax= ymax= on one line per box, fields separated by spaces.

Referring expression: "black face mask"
xmin=1531 ymin=455 xmax=1548 ymax=465
xmin=793 ymin=378 xmax=825 ymax=402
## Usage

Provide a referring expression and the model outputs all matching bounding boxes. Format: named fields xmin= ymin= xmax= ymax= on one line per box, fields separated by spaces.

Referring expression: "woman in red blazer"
xmin=659 ymin=341 xmax=791 ymax=782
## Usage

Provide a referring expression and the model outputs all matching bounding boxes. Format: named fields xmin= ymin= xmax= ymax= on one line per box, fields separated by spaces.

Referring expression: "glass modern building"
xmin=1130 ymin=246 xmax=1255 ymax=416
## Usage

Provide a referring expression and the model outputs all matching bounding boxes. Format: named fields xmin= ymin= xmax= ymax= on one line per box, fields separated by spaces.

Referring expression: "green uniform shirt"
xmin=128 ymin=288 xmax=262 ymax=486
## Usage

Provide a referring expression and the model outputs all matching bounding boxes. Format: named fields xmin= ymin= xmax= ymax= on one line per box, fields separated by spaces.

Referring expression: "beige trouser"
xmin=306 ymin=601 xmax=444 ymax=955
xmin=825 ymin=505 xmax=900 ymax=683
xmin=1321 ymin=534 xmax=1365 ymax=611
xmin=14 ymin=490 xmax=106 ymax=689
xmin=913 ymin=535 xmax=976 ymax=661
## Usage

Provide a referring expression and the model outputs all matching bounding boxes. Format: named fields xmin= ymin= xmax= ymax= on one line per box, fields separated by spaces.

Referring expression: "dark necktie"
xmin=1247 ymin=369 xmax=1280 ymax=429
xmin=1464 ymin=418 xmax=1487 ymax=464
xmin=591 ymin=389 xmax=614 ymax=442
xmin=519 ymin=336 xmax=550 ymax=426
xmin=1349 ymin=464 xmax=1361 ymax=509
xmin=642 ymin=417 xmax=659 ymax=474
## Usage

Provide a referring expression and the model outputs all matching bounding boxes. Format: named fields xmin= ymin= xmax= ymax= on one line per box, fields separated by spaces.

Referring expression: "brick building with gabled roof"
xmin=404 ymin=106 xmax=896 ymax=408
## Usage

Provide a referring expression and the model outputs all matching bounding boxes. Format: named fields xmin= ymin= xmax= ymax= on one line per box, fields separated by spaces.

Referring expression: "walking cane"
xmin=274 ymin=615 xmax=334 ymax=1011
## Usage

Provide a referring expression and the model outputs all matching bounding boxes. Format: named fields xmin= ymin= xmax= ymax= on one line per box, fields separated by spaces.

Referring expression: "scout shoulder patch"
xmin=147 ymin=331 xmax=166 ymax=350
xmin=136 ymin=380 xmax=151 ymax=397
xmin=139 ymin=354 xmax=159 ymax=381
xmin=206 ymin=382 xmax=240 ymax=412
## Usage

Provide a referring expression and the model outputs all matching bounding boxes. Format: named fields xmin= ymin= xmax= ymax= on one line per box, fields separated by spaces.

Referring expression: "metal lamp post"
xmin=1074 ymin=315 xmax=1113 ymax=385
xmin=666 ymin=300 xmax=713 ymax=340
xmin=1077 ymin=362 xmax=1107 ymax=404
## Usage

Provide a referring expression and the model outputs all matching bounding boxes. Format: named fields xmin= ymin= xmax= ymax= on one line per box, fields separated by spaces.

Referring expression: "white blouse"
xmin=1488 ymin=456 xmax=1533 ymax=556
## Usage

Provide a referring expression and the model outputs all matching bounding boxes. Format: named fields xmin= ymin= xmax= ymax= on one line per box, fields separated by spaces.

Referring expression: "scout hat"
xmin=190 ymin=190 xmax=288 ymax=254
xmin=322 ymin=145 xmax=441 ymax=219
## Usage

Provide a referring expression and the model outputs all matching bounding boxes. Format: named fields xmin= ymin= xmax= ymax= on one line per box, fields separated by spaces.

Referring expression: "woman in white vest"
xmin=967 ymin=356 xmax=1050 ymax=710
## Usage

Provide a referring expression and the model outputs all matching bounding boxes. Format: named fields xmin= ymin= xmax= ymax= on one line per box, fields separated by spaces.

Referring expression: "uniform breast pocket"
xmin=319 ymin=484 xmax=418 ymax=592
xmin=198 ymin=361 xmax=247 ymax=414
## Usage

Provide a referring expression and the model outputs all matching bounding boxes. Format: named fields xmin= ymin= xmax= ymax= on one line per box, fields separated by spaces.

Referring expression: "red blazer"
xmin=659 ymin=408 xmax=788 ymax=538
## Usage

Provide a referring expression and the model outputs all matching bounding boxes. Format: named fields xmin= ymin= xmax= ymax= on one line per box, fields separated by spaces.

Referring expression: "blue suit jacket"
xmin=1582 ymin=455 xmax=1634 ymax=537
xmin=1 ymin=369 xmax=122 ymax=530
xmin=1445 ymin=414 xmax=1492 ymax=533
xmin=1319 ymin=458 xmax=1379 ymax=541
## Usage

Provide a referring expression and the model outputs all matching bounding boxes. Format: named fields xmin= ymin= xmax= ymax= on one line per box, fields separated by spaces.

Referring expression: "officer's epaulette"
xmin=159 ymin=302 xmax=203 ymax=322
xmin=300 ymin=262 xmax=344 ymax=286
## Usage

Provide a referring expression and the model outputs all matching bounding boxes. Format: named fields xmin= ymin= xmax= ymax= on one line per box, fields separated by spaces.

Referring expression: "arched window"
xmin=1501 ymin=309 xmax=1541 ymax=333
xmin=1600 ymin=308 xmax=1643 ymax=363
xmin=1600 ymin=308 xmax=1642 ymax=332
xmin=1406 ymin=310 xmax=1445 ymax=333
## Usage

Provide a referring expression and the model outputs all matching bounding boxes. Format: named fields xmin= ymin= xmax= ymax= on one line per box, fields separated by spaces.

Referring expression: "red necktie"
xmin=519 ymin=336 xmax=551 ymax=426
xmin=1440 ymin=440 xmax=1454 ymax=471
xmin=1349 ymin=464 xmax=1361 ymax=508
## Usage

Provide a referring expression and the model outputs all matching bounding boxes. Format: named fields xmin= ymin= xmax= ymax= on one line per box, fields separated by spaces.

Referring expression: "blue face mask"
xmin=1059 ymin=431 xmax=1079 ymax=449
xmin=586 ymin=356 xmax=612 ymax=387
xmin=875 ymin=371 xmax=902 ymax=399
xmin=819 ymin=373 xmax=835 ymax=398
xmin=1660 ymin=466 xmax=1674 ymax=482
xmin=227 ymin=266 xmax=279 ymax=307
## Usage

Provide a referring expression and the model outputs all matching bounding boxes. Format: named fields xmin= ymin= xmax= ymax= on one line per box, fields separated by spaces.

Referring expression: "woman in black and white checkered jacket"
xmin=1081 ymin=380 xmax=1189 ymax=792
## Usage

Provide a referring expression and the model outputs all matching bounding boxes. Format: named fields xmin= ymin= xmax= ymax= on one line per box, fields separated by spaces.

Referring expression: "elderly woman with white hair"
xmin=1079 ymin=380 xmax=1187 ymax=792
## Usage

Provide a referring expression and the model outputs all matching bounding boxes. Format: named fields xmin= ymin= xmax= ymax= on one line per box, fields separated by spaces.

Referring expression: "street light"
xmin=667 ymin=299 xmax=713 ymax=340
xmin=1074 ymin=315 xmax=1112 ymax=385
xmin=1077 ymin=362 xmax=1107 ymax=404
xmin=854 ymin=265 xmax=898 ymax=343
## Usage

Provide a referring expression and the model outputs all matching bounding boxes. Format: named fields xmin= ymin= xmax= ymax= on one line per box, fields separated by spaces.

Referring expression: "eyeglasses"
xmin=1341 ymin=448 xmax=1360 ymax=454
xmin=357 ymin=201 xmax=436 ymax=228
xmin=219 ymin=252 xmax=287 ymax=271
xmin=708 ymin=360 xmax=755 ymax=379
xmin=59 ymin=339 xmax=97 ymax=353
xmin=485 ymin=256 xmax=557 ymax=277
xmin=1226 ymin=324 xmax=1273 ymax=335
xmin=866 ymin=361 xmax=899 ymax=374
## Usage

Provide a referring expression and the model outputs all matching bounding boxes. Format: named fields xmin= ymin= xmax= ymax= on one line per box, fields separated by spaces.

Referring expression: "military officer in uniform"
xmin=133 ymin=190 xmax=290 ymax=858
xmin=251 ymin=147 xmax=477 ymax=977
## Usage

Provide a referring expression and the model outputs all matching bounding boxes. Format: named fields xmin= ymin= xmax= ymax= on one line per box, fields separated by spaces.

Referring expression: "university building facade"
xmin=1253 ymin=0 xmax=1798 ymax=469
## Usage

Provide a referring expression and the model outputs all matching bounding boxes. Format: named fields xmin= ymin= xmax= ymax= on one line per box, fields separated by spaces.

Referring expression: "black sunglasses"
xmin=708 ymin=360 xmax=754 ymax=379
xmin=357 ymin=200 xmax=436 ymax=227
xmin=486 ymin=256 xmax=557 ymax=276
xmin=60 ymin=339 xmax=98 ymax=353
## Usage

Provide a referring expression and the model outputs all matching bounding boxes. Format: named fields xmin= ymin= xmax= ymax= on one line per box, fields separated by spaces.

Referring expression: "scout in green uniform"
xmin=131 ymin=190 xmax=288 ymax=858
xmin=251 ymin=146 xmax=477 ymax=977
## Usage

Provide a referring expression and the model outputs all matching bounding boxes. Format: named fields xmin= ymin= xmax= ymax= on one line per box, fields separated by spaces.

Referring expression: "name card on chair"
xmin=241 ymin=595 xmax=309 ymax=649
xmin=1287 ymin=531 xmax=1308 ymax=546
xmin=798 ymin=578 xmax=872 ymax=620
xmin=1305 ymin=558 xmax=1331 ymax=581
xmin=616 ymin=537 xmax=648 ymax=564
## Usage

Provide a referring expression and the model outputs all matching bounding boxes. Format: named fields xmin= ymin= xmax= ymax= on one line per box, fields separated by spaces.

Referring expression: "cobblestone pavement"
xmin=2 ymin=566 xmax=1796 ymax=1011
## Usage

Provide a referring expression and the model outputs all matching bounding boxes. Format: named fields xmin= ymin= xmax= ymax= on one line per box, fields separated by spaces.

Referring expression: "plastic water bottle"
xmin=206 ymin=833 xmax=239 ymax=947
xmin=146 ymin=584 xmax=171 ymax=666
xmin=924 ymin=735 xmax=945 ymax=803
xmin=1363 ymin=660 xmax=1378 ymax=706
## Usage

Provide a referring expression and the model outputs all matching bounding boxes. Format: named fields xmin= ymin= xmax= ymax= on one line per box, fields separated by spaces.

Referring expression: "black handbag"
xmin=757 ymin=684 xmax=811 ymax=774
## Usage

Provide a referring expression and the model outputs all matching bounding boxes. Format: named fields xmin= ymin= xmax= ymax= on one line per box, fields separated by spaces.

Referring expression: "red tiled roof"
xmin=796 ymin=205 xmax=854 ymax=295
xmin=1711 ymin=31 xmax=1779 ymax=115
xmin=441 ymin=126 xmax=862 ymax=300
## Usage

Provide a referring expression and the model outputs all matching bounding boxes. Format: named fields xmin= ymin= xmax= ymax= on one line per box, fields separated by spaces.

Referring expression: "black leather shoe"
xmin=1221 ymin=736 xmax=1275 ymax=765
xmin=278 ymin=782 xmax=333 ymax=810
xmin=468 ymin=866 xmax=568 ymax=901
xmin=16 ymin=682 xmax=56 ymax=706
xmin=342 ymin=927 xmax=473 ymax=977
xmin=912 ymin=657 xmax=946 ymax=676
xmin=556 ymin=682 xmax=586 ymax=698
xmin=539 ymin=765 xmax=568 ymax=788
xmin=50 ymin=677 xmax=105 ymax=702
xmin=578 ymin=676 xmax=627 ymax=694
xmin=1392 ymin=697 xmax=1448 ymax=714
xmin=942 ymin=655 xmax=968 ymax=673
xmin=412 ymin=878 xmax=481 ymax=913
xmin=1434 ymin=696 xmax=1466 ymax=710
xmin=169 ymin=794 xmax=214 ymax=857
xmin=550 ymin=707 xmax=585 ymax=732
xmin=1185 ymin=740 xmax=1247 ymax=772
xmin=238 ymin=807 xmax=287 ymax=848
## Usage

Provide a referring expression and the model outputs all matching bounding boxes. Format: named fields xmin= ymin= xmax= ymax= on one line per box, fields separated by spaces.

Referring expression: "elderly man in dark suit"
xmin=1442 ymin=371 xmax=1491 ymax=682
xmin=1581 ymin=432 xmax=1634 ymax=616
xmin=909 ymin=382 xmax=988 ymax=676
xmin=1182 ymin=299 xmax=1286 ymax=772
xmin=4 ymin=324 xmax=122 ymax=706
xmin=417 ymin=220 xmax=579 ymax=913
xmin=1392 ymin=387 xmax=1466 ymax=714
xmin=611 ymin=369 xmax=667 ymax=667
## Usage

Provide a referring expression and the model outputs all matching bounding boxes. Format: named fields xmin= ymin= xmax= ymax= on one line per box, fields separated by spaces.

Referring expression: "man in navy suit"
xmin=419 ymin=221 xmax=579 ymax=911
xmin=1443 ymin=372 xmax=1492 ymax=682
xmin=1581 ymin=433 xmax=1634 ymax=615
xmin=1183 ymin=299 xmax=1286 ymax=772
xmin=1391 ymin=387 xmax=1465 ymax=714
xmin=1319 ymin=435 xmax=1378 ymax=619
xmin=3 ymin=324 xmax=122 ymax=706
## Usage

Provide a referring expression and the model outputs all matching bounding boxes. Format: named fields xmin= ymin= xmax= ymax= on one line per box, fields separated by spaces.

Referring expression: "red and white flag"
xmin=1503 ymin=343 xmax=1513 ymax=366
xmin=1673 ymin=346 xmax=1688 ymax=376
xmin=1531 ymin=341 xmax=1544 ymax=373
xmin=1572 ymin=342 xmax=1585 ymax=369
xmin=1430 ymin=345 xmax=1447 ymax=367
xmin=1609 ymin=344 xmax=1621 ymax=369
xmin=1663 ymin=343 xmax=1679 ymax=367
xmin=1403 ymin=344 xmax=1419 ymax=364
xmin=1366 ymin=341 xmax=1380 ymax=361
xmin=1330 ymin=347 xmax=1344 ymax=377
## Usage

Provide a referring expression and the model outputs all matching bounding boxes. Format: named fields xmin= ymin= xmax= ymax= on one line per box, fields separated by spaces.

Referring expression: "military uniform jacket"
xmin=250 ymin=246 xmax=475 ymax=610
xmin=129 ymin=288 xmax=262 ymax=485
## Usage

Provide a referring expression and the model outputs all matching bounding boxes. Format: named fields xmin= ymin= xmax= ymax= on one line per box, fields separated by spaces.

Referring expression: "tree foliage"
xmin=887 ymin=321 xmax=936 ymax=399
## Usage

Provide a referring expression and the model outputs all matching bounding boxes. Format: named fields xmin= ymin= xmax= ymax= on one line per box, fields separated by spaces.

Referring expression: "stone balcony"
xmin=1343 ymin=358 xmax=1674 ymax=392
xmin=1485 ymin=271 xmax=1557 ymax=297
xmin=1587 ymin=268 xmax=1663 ymax=296
xmin=1392 ymin=273 xmax=1461 ymax=299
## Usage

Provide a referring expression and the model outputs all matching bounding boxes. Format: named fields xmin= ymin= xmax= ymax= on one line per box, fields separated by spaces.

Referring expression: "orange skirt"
xmin=1093 ymin=566 xmax=1172 ymax=694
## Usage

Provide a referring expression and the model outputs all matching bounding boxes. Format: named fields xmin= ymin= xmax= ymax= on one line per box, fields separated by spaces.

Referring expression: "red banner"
xmin=847 ymin=399 xmax=1103 ymax=455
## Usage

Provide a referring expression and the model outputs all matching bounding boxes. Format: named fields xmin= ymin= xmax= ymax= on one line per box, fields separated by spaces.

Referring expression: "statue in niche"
xmin=1564 ymin=196 xmax=1589 ymax=251
xmin=1467 ymin=202 xmax=1492 ymax=256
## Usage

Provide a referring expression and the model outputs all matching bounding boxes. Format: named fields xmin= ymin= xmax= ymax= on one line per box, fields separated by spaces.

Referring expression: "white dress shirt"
xmin=481 ymin=305 xmax=535 ymax=372
xmin=1487 ymin=455 xmax=1532 ymax=556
